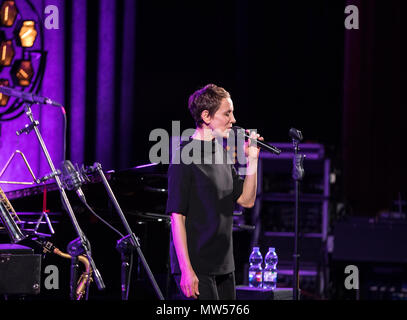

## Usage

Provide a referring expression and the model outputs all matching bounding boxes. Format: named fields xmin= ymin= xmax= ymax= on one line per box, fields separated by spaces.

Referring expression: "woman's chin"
xmin=221 ymin=131 xmax=230 ymax=139
xmin=212 ymin=129 xmax=229 ymax=139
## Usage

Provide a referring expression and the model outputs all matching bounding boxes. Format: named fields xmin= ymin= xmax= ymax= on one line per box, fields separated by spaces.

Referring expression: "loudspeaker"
xmin=236 ymin=286 xmax=293 ymax=300
xmin=0 ymin=244 xmax=41 ymax=295
xmin=333 ymin=218 xmax=407 ymax=263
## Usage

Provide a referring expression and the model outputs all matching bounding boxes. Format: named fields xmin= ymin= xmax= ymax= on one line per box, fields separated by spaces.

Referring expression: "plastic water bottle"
xmin=263 ymin=247 xmax=278 ymax=290
xmin=248 ymin=247 xmax=263 ymax=288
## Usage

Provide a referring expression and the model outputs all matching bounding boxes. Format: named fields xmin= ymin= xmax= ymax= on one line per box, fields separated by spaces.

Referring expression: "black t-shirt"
xmin=166 ymin=137 xmax=244 ymax=275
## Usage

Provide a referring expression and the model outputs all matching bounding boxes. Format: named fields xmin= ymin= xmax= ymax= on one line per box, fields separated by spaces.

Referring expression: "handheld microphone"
xmin=0 ymin=86 xmax=62 ymax=107
xmin=61 ymin=160 xmax=87 ymax=203
xmin=233 ymin=126 xmax=281 ymax=155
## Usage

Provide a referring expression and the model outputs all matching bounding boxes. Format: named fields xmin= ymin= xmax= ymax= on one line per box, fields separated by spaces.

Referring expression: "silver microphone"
xmin=61 ymin=160 xmax=87 ymax=203
xmin=233 ymin=126 xmax=281 ymax=155
xmin=0 ymin=86 xmax=62 ymax=106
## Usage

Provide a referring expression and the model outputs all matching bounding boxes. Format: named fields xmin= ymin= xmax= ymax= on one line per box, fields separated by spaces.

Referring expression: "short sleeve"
xmin=231 ymin=165 xmax=244 ymax=202
xmin=166 ymin=162 xmax=191 ymax=216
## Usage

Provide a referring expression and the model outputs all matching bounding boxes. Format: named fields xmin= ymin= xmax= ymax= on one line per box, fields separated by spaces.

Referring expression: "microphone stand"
xmin=18 ymin=102 xmax=105 ymax=298
xmin=69 ymin=254 xmax=81 ymax=300
xmin=87 ymin=162 xmax=164 ymax=300
xmin=291 ymin=135 xmax=304 ymax=301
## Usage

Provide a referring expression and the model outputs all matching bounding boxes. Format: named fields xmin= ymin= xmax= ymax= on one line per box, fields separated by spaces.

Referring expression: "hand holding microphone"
xmin=233 ymin=126 xmax=281 ymax=155
xmin=244 ymin=130 xmax=263 ymax=159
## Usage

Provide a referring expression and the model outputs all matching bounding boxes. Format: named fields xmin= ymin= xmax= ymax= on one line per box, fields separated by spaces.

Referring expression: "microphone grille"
xmin=289 ymin=128 xmax=303 ymax=142
xmin=61 ymin=160 xmax=82 ymax=190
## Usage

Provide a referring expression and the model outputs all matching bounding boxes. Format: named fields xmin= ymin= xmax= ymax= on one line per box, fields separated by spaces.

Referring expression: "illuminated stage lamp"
xmin=0 ymin=40 xmax=15 ymax=66
xmin=18 ymin=20 xmax=37 ymax=47
xmin=11 ymin=60 xmax=34 ymax=87
xmin=0 ymin=79 xmax=10 ymax=106
xmin=0 ymin=1 xmax=18 ymax=27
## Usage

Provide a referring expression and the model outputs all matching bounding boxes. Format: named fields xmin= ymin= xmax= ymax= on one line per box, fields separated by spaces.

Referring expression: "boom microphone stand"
xmin=18 ymin=102 xmax=105 ymax=295
xmin=85 ymin=162 xmax=164 ymax=300
xmin=289 ymin=128 xmax=304 ymax=301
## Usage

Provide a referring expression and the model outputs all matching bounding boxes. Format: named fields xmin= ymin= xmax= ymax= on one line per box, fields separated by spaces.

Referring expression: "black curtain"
xmin=343 ymin=0 xmax=404 ymax=216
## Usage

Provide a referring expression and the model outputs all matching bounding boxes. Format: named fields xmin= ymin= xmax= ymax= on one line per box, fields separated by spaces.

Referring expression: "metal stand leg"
xmin=19 ymin=103 xmax=105 ymax=292
xmin=290 ymin=129 xmax=304 ymax=301
xmin=70 ymin=256 xmax=80 ymax=300
xmin=87 ymin=163 xmax=164 ymax=300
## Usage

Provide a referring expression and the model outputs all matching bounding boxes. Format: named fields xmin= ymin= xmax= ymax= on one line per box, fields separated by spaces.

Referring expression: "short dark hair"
xmin=188 ymin=84 xmax=230 ymax=127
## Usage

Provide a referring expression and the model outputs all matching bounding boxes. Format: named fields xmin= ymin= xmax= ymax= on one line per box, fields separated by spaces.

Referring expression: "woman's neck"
xmin=191 ymin=126 xmax=214 ymax=141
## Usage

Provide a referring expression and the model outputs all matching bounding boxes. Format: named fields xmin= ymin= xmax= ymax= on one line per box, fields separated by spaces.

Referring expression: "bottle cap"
xmin=269 ymin=247 xmax=275 ymax=252
xmin=253 ymin=246 xmax=259 ymax=251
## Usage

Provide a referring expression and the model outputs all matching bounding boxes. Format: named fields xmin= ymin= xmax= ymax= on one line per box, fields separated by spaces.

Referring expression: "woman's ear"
xmin=200 ymin=110 xmax=211 ymax=125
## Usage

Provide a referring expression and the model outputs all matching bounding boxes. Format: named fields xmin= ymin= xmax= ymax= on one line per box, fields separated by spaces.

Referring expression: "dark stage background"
xmin=131 ymin=0 xmax=405 ymax=218
xmin=0 ymin=0 xmax=405 ymax=301
xmin=1 ymin=0 xmax=404 ymax=221
xmin=133 ymin=0 xmax=345 ymax=165
xmin=64 ymin=0 xmax=405 ymax=218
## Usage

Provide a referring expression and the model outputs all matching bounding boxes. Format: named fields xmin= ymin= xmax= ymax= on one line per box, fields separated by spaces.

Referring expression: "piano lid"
xmin=4 ymin=163 xmax=169 ymax=215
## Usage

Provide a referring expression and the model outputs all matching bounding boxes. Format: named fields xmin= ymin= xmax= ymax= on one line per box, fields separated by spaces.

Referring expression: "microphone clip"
xmin=16 ymin=120 xmax=39 ymax=136
xmin=36 ymin=169 xmax=61 ymax=184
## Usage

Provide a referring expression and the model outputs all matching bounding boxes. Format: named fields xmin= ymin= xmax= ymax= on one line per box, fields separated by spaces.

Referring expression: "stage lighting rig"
xmin=17 ymin=20 xmax=37 ymax=47
xmin=12 ymin=59 xmax=33 ymax=86
xmin=0 ymin=79 xmax=10 ymax=105
xmin=0 ymin=0 xmax=18 ymax=27
xmin=0 ymin=0 xmax=46 ymax=121
xmin=0 ymin=39 xmax=14 ymax=66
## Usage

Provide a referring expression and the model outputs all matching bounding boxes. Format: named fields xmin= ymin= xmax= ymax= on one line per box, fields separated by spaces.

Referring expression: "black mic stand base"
xmin=89 ymin=163 xmax=164 ymax=300
xmin=116 ymin=234 xmax=135 ymax=300
xmin=69 ymin=255 xmax=81 ymax=300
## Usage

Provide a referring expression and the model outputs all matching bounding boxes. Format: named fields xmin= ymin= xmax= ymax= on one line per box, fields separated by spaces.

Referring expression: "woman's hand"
xmin=180 ymin=268 xmax=200 ymax=299
xmin=244 ymin=130 xmax=264 ymax=159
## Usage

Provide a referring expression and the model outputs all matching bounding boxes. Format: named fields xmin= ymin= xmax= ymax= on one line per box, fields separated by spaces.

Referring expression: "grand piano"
xmin=1 ymin=163 xmax=253 ymax=300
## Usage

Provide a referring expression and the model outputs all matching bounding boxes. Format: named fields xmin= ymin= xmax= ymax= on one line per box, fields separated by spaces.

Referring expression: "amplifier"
xmin=236 ymin=286 xmax=294 ymax=300
xmin=0 ymin=244 xmax=41 ymax=295
xmin=332 ymin=218 xmax=407 ymax=263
